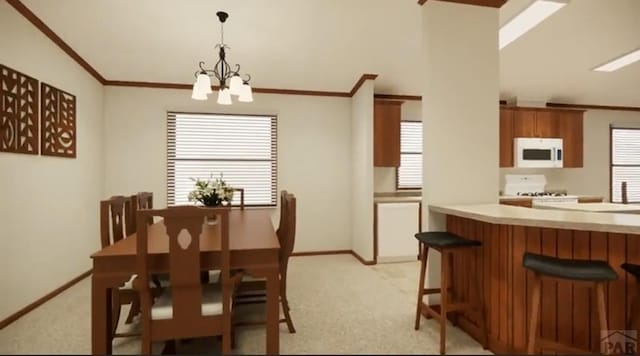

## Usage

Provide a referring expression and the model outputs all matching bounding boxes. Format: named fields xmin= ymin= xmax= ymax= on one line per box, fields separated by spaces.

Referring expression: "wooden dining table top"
xmin=91 ymin=209 xmax=280 ymax=259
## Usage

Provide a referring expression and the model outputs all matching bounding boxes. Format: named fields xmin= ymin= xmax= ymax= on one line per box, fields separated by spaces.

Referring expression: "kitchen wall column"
xmin=421 ymin=1 xmax=500 ymax=302
xmin=351 ymin=78 xmax=376 ymax=262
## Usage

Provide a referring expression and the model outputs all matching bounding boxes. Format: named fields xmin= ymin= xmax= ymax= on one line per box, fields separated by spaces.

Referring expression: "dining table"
xmin=90 ymin=208 xmax=281 ymax=354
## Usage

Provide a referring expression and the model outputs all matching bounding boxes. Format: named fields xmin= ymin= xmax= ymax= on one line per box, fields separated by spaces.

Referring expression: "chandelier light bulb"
xmin=229 ymin=75 xmax=243 ymax=96
xmin=238 ymin=83 xmax=253 ymax=103
xmin=217 ymin=87 xmax=232 ymax=105
xmin=191 ymin=83 xmax=208 ymax=100
xmin=195 ymin=74 xmax=213 ymax=94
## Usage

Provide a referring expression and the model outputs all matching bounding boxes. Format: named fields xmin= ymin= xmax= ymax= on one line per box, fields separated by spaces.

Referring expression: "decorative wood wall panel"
xmin=446 ymin=215 xmax=637 ymax=354
xmin=0 ymin=64 xmax=39 ymax=154
xmin=41 ymin=83 xmax=76 ymax=158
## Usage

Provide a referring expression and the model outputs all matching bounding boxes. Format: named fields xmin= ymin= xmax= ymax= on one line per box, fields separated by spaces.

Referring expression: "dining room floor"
xmin=0 ymin=254 xmax=490 ymax=354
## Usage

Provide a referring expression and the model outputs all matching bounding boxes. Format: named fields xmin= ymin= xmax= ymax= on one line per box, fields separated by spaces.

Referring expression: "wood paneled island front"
xmin=429 ymin=204 xmax=640 ymax=354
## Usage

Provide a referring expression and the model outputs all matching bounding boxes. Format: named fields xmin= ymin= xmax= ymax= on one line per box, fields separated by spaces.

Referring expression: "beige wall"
xmin=373 ymin=100 xmax=422 ymax=193
xmin=500 ymin=110 xmax=640 ymax=200
xmin=350 ymin=80 xmax=375 ymax=261
xmin=0 ymin=2 xmax=104 ymax=320
xmin=103 ymin=87 xmax=352 ymax=253
xmin=421 ymin=1 xmax=499 ymax=301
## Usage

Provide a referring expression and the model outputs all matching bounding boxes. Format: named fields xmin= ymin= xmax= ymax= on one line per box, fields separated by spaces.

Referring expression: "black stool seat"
xmin=622 ymin=262 xmax=640 ymax=278
xmin=523 ymin=252 xmax=617 ymax=281
xmin=414 ymin=232 xmax=481 ymax=248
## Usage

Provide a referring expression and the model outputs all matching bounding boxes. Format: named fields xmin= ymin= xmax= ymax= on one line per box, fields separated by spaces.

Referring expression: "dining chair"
xmin=136 ymin=206 xmax=242 ymax=354
xmin=126 ymin=191 xmax=154 ymax=236
xmin=233 ymin=191 xmax=297 ymax=333
xmin=231 ymin=188 xmax=245 ymax=210
xmin=99 ymin=195 xmax=140 ymax=337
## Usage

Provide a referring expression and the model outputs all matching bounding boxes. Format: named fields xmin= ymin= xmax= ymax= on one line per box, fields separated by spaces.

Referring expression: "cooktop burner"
xmin=517 ymin=192 xmax=568 ymax=197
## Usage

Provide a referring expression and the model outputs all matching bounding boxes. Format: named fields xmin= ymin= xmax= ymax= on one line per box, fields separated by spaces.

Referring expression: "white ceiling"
xmin=21 ymin=0 xmax=640 ymax=106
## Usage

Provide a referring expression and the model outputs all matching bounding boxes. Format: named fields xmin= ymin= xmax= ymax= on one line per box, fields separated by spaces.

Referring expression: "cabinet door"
xmin=499 ymin=107 xmax=514 ymax=167
xmin=513 ymin=109 xmax=537 ymax=137
xmin=558 ymin=111 xmax=584 ymax=167
xmin=374 ymin=101 xmax=401 ymax=167
xmin=535 ymin=110 xmax=560 ymax=138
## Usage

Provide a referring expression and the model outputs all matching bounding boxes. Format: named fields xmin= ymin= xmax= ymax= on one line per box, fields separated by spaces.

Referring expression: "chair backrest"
xmin=276 ymin=190 xmax=288 ymax=236
xmin=278 ymin=193 xmax=297 ymax=272
xmin=127 ymin=191 xmax=154 ymax=235
xmin=100 ymin=195 xmax=134 ymax=248
xmin=622 ymin=181 xmax=629 ymax=204
xmin=136 ymin=206 xmax=231 ymax=326
xmin=231 ymin=188 xmax=245 ymax=210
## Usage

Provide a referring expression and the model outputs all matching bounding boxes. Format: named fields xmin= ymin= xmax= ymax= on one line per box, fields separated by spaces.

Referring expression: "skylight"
xmin=593 ymin=49 xmax=640 ymax=72
xmin=499 ymin=0 xmax=568 ymax=50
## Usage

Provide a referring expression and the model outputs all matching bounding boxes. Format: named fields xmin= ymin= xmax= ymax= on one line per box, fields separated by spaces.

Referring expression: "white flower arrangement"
xmin=187 ymin=174 xmax=235 ymax=207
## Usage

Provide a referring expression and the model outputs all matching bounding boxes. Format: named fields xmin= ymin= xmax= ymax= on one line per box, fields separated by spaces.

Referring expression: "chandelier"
xmin=191 ymin=11 xmax=253 ymax=104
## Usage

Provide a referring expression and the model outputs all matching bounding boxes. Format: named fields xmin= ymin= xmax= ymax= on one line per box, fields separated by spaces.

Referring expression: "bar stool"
xmin=523 ymin=252 xmax=618 ymax=354
xmin=414 ymin=232 xmax=487 ymax=355
xmin=621 ymin=263 xmax=640 ymax=332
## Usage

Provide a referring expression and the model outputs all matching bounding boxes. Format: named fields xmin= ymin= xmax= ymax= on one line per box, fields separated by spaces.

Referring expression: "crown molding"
xmin=350 ymin=74 xmax=379 ymax=96
xmin=546 ymin=102 xmax=640 ymax=112
xmin=418 ymin=0 xmax=507 ymax=8
xmin=374 ymin=94 xmax=421 ymax=101
xmin=6 ymin=0 xmax=106 ymax=84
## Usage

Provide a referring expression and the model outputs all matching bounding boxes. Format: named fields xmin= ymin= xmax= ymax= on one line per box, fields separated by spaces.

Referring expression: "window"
xmin=167 ymin=112 xmax=277 ymax=206
xmin=611 ymin=127 xmax=640 ymax=203
xmin=397 ymin=121 xmax=423 ymax=189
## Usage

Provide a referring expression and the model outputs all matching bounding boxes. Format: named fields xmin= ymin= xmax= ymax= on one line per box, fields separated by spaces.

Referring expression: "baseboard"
xmin=291 ymin=249 xmax=352 ymax=257
xmin=350 ymin=250 xmax=376 ymax=265
xmin=0 ymin=269 xmax=92 ymax=330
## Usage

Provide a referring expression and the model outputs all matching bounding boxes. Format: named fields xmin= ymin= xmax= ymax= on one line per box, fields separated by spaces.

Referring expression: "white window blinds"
xmin=397 ymin=121 xmax=423 ymax=189
xmin=611 ymin=128 xmax=640 ymax=203
xmin=167 ymin=113 xmax=277 ymax=206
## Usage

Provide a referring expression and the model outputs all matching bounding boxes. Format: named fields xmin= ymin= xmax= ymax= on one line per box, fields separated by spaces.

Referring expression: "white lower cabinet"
xmin=376 ymin=202 xmax=420 ymax=263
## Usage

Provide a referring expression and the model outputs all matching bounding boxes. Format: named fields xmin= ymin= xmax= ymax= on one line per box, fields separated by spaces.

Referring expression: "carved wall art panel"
xmin=41 ymin=82 xmax=76 ymax=158
xmin=0 ymin=64 xmax=39 ymax=154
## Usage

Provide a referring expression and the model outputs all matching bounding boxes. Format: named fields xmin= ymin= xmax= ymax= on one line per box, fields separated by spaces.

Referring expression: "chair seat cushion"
xmin=523 ymin=252 xmax=618 ymax=281
xmin=414 ymin=232 xmax=481 ymax=248
xmin=151 ymin=284 xmax=227 ymax=320
xmin=120 ymin=275 xmax=137 ymax=290
xmin=622 ymin=263 xmax=640 ymax=278
xmin=242 ymin=274 xmax=266 ymax=282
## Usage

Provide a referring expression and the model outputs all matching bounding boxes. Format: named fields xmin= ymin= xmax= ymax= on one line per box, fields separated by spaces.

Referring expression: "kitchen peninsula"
xmin=428 ymin=203 xmax=640 ymax=354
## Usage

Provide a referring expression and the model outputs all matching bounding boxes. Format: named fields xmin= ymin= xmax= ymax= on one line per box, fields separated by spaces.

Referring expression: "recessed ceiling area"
xmin=20 ymin=0 xmax=640 ymax=106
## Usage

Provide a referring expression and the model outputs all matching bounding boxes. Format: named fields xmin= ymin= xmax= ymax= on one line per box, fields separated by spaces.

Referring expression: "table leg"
xmin=92 ymin=275 xmax=113 ymax=355
xmin=266 ymin=268 xmax=280 ymax=354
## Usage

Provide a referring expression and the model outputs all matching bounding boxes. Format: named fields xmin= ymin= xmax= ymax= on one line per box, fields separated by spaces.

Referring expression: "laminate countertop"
xmin=429 ymin=203 xmax=640 ymax=235
xmin=533 ymin=202 xmax=640 ymax=213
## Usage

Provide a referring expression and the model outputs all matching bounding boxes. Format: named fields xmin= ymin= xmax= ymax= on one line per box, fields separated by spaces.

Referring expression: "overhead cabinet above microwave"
xmin=499 ymin=106 xmax=584 ymax=168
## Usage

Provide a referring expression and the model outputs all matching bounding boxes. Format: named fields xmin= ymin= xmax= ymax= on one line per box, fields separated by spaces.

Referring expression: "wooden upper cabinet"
xmin=499 ymin=106 xmax=584 ymax=168
xmin=374 ymin=100 xmax=402 ymax=167
xmin=499 ymin=108 xmax=514 ymax=167
xmin=512 ymin=108 xmax=560 ymax=138
xmin=534 ymin=110 xmax=560 ymax=138
xmin=513 ymin=109 xmax=537 ymax=137
xmin=557 ymin=110 xmax=584 ymax=167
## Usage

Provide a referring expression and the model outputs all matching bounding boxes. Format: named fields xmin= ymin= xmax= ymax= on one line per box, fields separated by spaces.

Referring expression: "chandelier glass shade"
xmin=191 ymin=11 xmax=253 ymax=105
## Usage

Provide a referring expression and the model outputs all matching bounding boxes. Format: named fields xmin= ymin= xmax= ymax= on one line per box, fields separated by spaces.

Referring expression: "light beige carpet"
xmin=0 ymin=255 xmax=491 ymax=354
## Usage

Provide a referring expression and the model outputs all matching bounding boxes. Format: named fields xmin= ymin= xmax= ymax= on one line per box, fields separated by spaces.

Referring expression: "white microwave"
xmin=514 ymin=138 xmax=563 ymax=168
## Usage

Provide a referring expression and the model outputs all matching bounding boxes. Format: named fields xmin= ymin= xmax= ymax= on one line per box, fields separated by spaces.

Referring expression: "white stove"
xmin=503 ymin=174 xmax=579 ymax=203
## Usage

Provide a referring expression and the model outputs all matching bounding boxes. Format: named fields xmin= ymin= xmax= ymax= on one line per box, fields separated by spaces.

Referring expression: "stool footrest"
xmin=538 ymin=339 xmax=592 ymax=354
xmin=422 ymin=287 xmax=452 ymax=295
xmin=420 ymin=302 xmax=476 ymax=323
